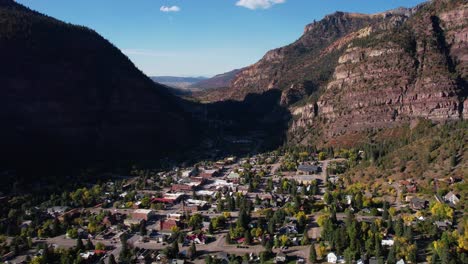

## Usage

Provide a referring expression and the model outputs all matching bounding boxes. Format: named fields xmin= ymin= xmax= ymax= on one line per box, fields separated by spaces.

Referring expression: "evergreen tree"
xmin=172 ymin=240 xmax=179 ymax=256
xmin=387 ymin=246 xmax=396 ymax=264
xmin=85 ymin=238 xmax=94 ymax=250
xmin=76 ymin=238 xmax=84 ymax=252
xmin=244 ymin=230 xmax=252 ymax=245
xmin=309 ymin=243 xmax=317 ymax=263
xmin=189 ymin=243 xmax=197 ymax=260
xmin=139 ymin=219 xmax=147 ymax=236
xmin=302 ymin=230 xmax=310 ymax=245
xmin=225 ymin=232 xmax=231 ymax=244
xmin=108 ymin=254 xmax=117 ymax=264
xmin=208 ymin=222 xmax=214 ymax=234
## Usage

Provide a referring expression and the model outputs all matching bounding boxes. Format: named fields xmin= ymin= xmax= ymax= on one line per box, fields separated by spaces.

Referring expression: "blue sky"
xmin=17 ymin=0 xmax=427 ymax=77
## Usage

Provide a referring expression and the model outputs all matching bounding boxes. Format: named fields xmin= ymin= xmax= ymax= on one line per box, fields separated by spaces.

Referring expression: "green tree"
xmin=302 ymin=230 xmax=310 ymax=245
xmin=309 ymin=243 xmax=317 ymax=263
xmin=108 ymin=254 xmax=117 ymax=264
xmin=188 ymin=214 xmax=203 ymax=230
xmin=172 ymin=240 xmax=179 ymax=256
xmin=189 ymin=242 xmax=197 ymax=260
xmin=85 ymin=238 xmax=94 ymax=250
xmin=387 ymin=246 xmax=396 ymax=264
xmin=76 ymin=238 xmax=84 ymax=252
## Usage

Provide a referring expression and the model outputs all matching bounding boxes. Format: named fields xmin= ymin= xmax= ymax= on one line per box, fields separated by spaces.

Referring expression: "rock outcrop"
xmin=291 ymin=0 xmax=467 ymax=140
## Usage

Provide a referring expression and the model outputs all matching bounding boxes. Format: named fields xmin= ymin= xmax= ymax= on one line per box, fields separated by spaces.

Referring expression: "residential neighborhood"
xmin=0 ymin=148 xmax=466 ymax=264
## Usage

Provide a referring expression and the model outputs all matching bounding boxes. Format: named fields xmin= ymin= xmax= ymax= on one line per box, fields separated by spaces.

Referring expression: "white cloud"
xmin=160 ymin=5 xmax=181 ymax=12
xmin=236 ymin=0 xmax=285 ymax=10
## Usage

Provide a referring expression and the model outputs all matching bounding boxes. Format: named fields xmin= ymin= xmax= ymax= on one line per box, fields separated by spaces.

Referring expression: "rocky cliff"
xmin=0 ymin=0 xmax=195 ymax=168
xmin=198 ymin=0 xmax=466 ymax=146
xmin=291 ymin=0 xmax=467 ymax=142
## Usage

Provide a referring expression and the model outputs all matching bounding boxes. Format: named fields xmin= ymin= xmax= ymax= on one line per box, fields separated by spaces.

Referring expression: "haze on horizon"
xmin=17 ymin=0 xmax=427 ymax=77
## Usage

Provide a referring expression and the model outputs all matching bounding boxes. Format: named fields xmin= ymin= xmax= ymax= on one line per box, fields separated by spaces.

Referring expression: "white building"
xmin=327 ymin=252 xmax=338 ymax=263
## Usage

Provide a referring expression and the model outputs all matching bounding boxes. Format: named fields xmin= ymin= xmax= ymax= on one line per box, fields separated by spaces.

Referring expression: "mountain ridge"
xmin=0 ymin=0 xmax=196 ymax=170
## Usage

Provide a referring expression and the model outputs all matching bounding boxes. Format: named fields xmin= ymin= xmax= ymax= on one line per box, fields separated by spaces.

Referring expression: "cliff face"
xmin=291 ymin=0 xmax=467 ymax=141
xmin=0 ymin=1 xmax=195 ymax=167
xmin=203 ymin=12 xmax=384 ymax=105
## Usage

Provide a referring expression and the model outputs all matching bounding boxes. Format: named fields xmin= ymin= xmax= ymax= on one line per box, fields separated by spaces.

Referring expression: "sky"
xmin=17 ymin=0 xmax=427 ymax=77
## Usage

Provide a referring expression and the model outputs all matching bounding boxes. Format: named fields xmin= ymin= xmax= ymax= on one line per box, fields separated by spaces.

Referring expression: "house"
xmin=396 ymin=259 xmax=405 ymax=264
xmin=181 ymin=168 xmax=197 ymax=177
xmin=444 ymin=191 xmax=460 ymax=205
xmin=200 ymin=169 xmax=220 ymax=178
xmin=171 ymin=184 xmax=194 ymax=193
xmin=227 ymin=172 xmax=241 ymax=182
xmin=157 ymin=219 xmax=180 ymax=232
xmin=47 ymin=206 xmax=69 ymax=216
xmin=410 ymin=197 xmax=427 ymax=210
xmin=327 ymin=252 xmax=338 ymax=263
xmin=434 ymin=220 xmax=451 ymax=230
xmin=297 ymin=164 xmax=321 ymax=174
xmin=131 ymin=209 xmax=155 ymax=221
xmin=381 ymin=239 xmax=394 ymax=246
xmin=275 ymin=252 xmax=287 ymax=263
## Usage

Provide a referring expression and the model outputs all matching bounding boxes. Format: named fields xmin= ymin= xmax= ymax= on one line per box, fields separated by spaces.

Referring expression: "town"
xmin=0 ymin=147 xmax=465 ymax=264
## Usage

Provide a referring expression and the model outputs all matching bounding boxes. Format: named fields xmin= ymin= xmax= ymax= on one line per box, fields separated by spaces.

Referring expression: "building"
xmin=171 ymin=184 xmax=194 ymax=193
xmin=410 ymin=197 xmax=427 ymax=210
xmin=444 ymin=191 xmax=460 ymax=205
xmin=327 ymin=252 xmax=338 ymax=263
xmin=131 ymin=209 xmax=155 ymax=221
xmin=200 ymin=169 xmax=220 ymax=178
xmin=157 ymin=219 xmax=180 ymax=232
xmin=297 ymin=164 xmax=321 ymax=174
xmin=275 ymin=252 xmax=287 ymax=263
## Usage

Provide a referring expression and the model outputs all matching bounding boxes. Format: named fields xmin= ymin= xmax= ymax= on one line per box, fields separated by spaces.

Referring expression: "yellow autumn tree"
xmin=430 ymin=202 xmax=454 ymax=219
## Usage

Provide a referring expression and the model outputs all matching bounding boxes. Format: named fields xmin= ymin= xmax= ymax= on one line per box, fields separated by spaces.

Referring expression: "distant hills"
xmin=0 ymin=0 xmax=196 ymax=169
xmin=151 ymin=76 xmax=207 ymax=90
xmin=151 ymin=68 xmax=243 ymax=93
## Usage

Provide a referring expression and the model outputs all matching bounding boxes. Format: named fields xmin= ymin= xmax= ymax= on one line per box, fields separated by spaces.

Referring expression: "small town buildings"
xmin=200 ymin=169 xmax=220 ymax=178
xmin=410 ymin=197 xmax=427 ymax=210
xmin=297 ymin=164 xmax=321 ymax=174
xmin=381 ymin=239 xmax=394 ymax=246
xmin=444 ymin=191 xmax=460 ymax=205
xmin=275 ymin=252 xmax=287 ymax=263
xmin=131 ymin=209 xmax=155 ymax=221
xmin=156 ymin=219 xmax=180 ymax=232
xmin=327 ymin=252 xmax=338 ymax=263
xmin=171 ymin=184 xmax=194 ymax=193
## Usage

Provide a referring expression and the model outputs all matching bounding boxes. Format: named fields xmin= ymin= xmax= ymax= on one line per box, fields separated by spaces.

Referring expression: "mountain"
xmin=151 ymin=76 xmax=207 ymax=90
xmin=198 ymin=0 xmax=467 ymax=146
xmin=191 ymin=68 xmax=243 ymax=90
xmin=0 ymin=0 xmax=196 ymax=170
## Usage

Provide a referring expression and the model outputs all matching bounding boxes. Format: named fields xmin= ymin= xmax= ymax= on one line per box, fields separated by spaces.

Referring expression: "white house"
xmin=396 ymin=259 xmax=405 ymax=264
xmin=444 ymin=191 xmax=460 ymax=205
xmin=381 ymin=239 xmax=395 ymax=246
xmin=327 ymin=252 xmax=338 ymax=263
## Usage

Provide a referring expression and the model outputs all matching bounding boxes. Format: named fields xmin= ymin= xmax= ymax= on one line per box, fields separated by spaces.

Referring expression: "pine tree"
xmin=387 ymin=246 xmax=396 ymax=264
xmin=226 ymin=232 xmax=231 ymax=244
xmin=208 ymin=222 xmax=214 ymax=234
xmin=309 ymin=243 xmax=317 ymax=263
xmin=244 ymin=230 xmax=252 ymax=245
xmin=108 ymin=254 xmax=117 ymax=264
xmin=76 ymin=238 xmax=84 ymax=252
xmin=189 ymin=243 xmax=197 ymax=260
xmin=302 ymin=230 xmax=310 ymax=245
xmin=172 ymin=240 xmax=179 ymax=256
xmin=86 ymin=238 xmax=94 ymax=250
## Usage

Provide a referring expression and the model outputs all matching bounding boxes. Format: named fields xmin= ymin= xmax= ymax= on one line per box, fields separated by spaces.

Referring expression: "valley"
xmin=0 ymin=0 xmax=466 ymax=264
